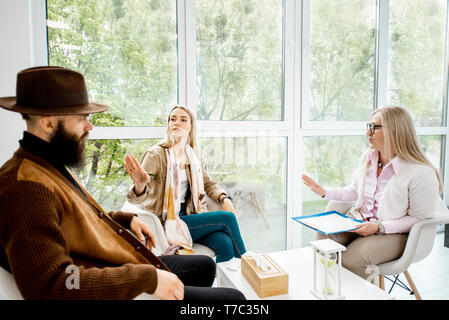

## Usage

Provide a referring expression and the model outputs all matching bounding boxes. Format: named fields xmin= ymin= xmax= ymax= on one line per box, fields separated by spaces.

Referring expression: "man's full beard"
xmin=49 ymin=121 xmax=88 ymax=169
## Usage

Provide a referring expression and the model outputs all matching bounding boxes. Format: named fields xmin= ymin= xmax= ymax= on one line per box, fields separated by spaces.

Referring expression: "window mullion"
xmin=184 ymin=0 xmax=197 ymax=114
xmin=285 ymin=0 xmax=303 ymax=249
xmin=30 ymin=0 xmax=48 ymax=66
xmin=300 ymin=0 xmax=311 ymax=129
xmin=374 ymin=0 xmax=390 ymax=110
xmin=177 ymin=0 xmax=187 ymax=105
xmin=442 ymin=0 xmax=449 ymax=204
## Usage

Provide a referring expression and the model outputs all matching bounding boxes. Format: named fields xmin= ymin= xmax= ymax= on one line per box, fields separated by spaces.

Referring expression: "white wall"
xmin=0 ymin=0 xmax=47 ymax=165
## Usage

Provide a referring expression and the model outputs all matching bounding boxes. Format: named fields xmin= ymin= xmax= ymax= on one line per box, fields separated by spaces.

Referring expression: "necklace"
xmin=378 ymin=162 xmax=385 ymax=169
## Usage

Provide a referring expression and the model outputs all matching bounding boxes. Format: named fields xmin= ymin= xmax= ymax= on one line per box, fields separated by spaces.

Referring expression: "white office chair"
xmin=120 ymin=199 xmax=218 ymax=258
xmin=0 ymin=265 xmax=23 ymax=300
xmin=325 ymin=200 xmax=449 ymax=300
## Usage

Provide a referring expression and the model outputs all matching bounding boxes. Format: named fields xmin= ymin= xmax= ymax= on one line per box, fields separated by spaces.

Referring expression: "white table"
xmin=217 ymin=247 xmax=394 ymax=300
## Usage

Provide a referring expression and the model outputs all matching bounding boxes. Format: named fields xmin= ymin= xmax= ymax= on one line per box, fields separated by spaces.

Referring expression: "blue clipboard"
xmin=292 ymin=210 xmax=364 ymax=235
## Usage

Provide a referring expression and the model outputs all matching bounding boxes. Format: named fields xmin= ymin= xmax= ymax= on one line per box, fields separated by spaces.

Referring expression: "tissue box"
xmin=241 ymin=254 xmax=288 ymax=298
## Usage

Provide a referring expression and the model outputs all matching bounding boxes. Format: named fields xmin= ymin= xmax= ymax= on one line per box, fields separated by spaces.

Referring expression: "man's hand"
xmin=130 ymin=216 xmax=156 ymax=249
xmin=153 ymin=269 xmax=184 ymax=300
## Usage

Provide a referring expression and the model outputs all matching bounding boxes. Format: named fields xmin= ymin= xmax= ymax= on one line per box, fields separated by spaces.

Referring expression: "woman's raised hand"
xmin=124 ymin=154 xmax=150 ymax=194
xmin=302 ymin=174 xmax=326 ymax=198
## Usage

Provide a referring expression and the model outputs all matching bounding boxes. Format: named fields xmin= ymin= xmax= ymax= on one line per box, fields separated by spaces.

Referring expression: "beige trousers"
xmin=316 ymin=231 xmax=408 ymax=280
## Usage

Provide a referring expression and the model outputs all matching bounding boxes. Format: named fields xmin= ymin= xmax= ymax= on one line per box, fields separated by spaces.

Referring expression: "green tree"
xmin=309 ymin=0 xmax=375 ymax=122
xmin=388 ymin=0 xmax=446 ymax=126
xmin=196 ymin=0 xmax=282 ymax=121
xmin=47 ymin=0 xmax=177 ymax=127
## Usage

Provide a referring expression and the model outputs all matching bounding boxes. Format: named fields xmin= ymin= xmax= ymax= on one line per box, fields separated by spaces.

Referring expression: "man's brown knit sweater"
xmin=0 ymin=134 xmax=168 ymax=299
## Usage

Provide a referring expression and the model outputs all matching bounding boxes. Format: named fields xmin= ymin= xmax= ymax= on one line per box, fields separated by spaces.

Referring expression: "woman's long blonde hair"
xmin=373 ymin=106 xmax=443 ymax=192
xmin=158 ymin=105 xmax=200 ymax=156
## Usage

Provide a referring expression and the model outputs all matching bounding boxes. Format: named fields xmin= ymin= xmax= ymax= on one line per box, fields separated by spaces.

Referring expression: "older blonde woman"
xmin=125 ymin=106 xmax=246 ymax=263
xmin=302 ymin=106 xmax=446 ymax=279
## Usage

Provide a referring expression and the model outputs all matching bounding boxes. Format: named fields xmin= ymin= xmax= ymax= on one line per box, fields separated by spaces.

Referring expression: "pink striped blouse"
xmin=324 ymin=150 xmax=419 ymax=234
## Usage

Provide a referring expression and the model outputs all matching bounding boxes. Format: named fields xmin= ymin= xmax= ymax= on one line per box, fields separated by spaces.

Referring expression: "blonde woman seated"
xmin=125 ymin=106 xmax=246 ymax=263
xmin=302 ymin=106 xmax=446 ymax=280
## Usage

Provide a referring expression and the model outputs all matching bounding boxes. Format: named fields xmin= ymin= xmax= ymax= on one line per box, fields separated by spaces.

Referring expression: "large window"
xmin=301 ymin=136 xmax=368 ymax=245
xmin=47 ymin=0 xmax=287 ymax=253
xmin=388 ymin=0 xmax=447 ymax=126
xmin=73 ymin=138 xmax=159 ymax=211
xmin=46 ymin=0 xmax=449 ymax=251
xmin=47 ymin=0 xmax=177 ymax=127
xmin=200 ymin=136 xmax=287 ymax=252
xmin=196 ymin=0 xmax=283 ymax=121
xmin=307 ymin=0 xmax=376 ymax=122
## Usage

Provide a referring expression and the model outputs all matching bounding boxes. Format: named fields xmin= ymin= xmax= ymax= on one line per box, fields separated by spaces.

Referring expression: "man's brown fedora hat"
xmin=0 ymin=66 xmax=108 ymax=115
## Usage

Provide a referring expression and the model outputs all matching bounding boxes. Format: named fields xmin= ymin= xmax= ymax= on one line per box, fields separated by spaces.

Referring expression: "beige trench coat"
xmin=126 ymin=145 xmax=227 ymax=221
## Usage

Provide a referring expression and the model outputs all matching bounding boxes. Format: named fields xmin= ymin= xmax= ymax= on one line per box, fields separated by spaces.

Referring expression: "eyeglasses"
xmin=366 ymin=122 xmax=383 ymax=134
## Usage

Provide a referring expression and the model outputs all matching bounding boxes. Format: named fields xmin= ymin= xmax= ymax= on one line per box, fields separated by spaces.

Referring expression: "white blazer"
xmin=351 ymin=150 xmax=448 ymax=221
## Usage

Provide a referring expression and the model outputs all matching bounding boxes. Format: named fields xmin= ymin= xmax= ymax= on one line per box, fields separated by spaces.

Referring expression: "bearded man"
xmin=0 ymin=66 xmax=245 ymax=300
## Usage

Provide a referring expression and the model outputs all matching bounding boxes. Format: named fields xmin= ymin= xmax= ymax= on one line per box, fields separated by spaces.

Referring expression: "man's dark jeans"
xmin=160 ymin=254 xmax=245 ymax=300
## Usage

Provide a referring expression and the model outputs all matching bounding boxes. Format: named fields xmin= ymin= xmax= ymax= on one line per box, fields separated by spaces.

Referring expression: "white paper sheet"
xmin=296 ymin=212 xmax=361 ymax=234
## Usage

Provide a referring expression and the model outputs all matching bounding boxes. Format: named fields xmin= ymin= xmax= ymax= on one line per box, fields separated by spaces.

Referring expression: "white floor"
xmin=385 ymin=231 xmax=449 ymax=300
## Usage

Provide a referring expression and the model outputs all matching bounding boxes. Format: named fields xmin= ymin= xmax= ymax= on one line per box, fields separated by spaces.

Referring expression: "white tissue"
xmin=226 ymin=257 xmax=241 ymax=271
xmin=243 ymin=251 xmax=271 ymax=272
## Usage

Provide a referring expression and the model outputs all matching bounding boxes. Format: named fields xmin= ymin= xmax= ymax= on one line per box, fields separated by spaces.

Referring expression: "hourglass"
xmin=310 ymin=239 xmax=346 ymax=300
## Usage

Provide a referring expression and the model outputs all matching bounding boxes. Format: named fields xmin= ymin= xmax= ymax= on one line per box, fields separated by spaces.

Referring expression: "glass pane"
xmin=309 ymin=0 xmax=376 ymax=121
xmin=301 ymin=136 xmax=369 ymax=246
xmin=75 ymin=136 xmax=287 ymax=253
xmin=47 ymin=0 xmax=177 ymax=127
xmin=200 ymin=137 xmax=287 ymax=252
xmin=388 ymin=0 xmax=447 ymax=126
xmin=419 ymin=135 xmax=443 ymax=174
xmin=73 ymin=138 xmax=159 ymax=211
xmin=196 ymin=0 xmax=283 ymax=121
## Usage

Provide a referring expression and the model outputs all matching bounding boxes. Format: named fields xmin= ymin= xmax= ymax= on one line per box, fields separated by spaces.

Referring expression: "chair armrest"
xmin=378 ymin=213 xmax=449 ymax=275
xmin=121 ymin=201 xmax=170 ymax=255
xmin=404 ymin=213 xmax=449 ymax=263
xmin=0 ymin=266 xmax=23 ymax=300
xmin=121 ymin=201 xmax=217 ymax=258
